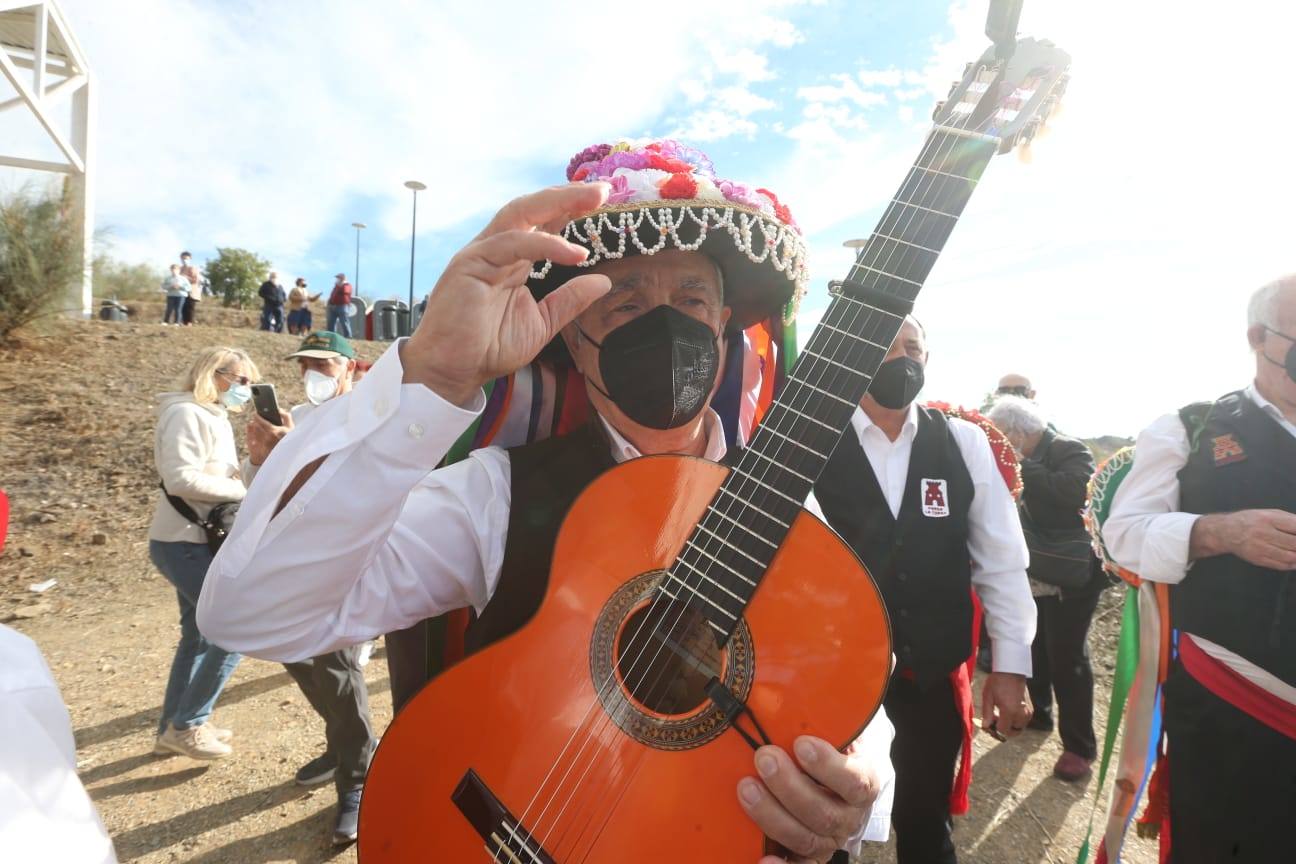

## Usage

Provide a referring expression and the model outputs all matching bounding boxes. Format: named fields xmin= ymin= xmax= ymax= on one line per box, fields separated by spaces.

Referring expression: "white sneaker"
xmin=205 ymin=723 xmax=233 ymax=743
xmin=155 ymin=722 xmax=232 ymax=760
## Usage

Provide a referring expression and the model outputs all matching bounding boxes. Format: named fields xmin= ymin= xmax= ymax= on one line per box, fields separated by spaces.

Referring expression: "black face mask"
xmin=577 ymin=305 xmax=720 ymax=430
xmin=1262 ymin=326 xmax=1296 ymax=383
xmin=868 ymin=356 xmax=925 ymax=409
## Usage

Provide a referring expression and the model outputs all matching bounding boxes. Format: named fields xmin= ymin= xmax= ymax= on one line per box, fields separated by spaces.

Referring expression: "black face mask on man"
xmin=1262 ymin=326 xmax=1296 ymax=383
xmin=868 ymin=356 xmax=926 ymax=409
xmin=577 ymin=304 xmax=720 ymax=430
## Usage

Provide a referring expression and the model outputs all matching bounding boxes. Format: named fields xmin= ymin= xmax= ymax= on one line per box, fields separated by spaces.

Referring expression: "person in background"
xmin=326 ymin=273 xmax=353 ymax=337
xmin=259 ymin=271 xmax=288 ymax=333
xmin=160 ymin=264 xmax=189 ymax=325
xmin=1104 ymin=276 xmax=1296 ymax=863
xmin=996 ymin=373 xmax=1036 ymax=401
xmin=287 ymin=278 xmax=322 ymax=335
xmin=808 ymin=317 xmax=1035 ymax=864
xmin=987 ymin=395 xmax=1103 ymax=783
xmin=242 ymin=330 xmax=374 ymax=845
xmin=149 ymin=346 xmax=259 ymax=760
xmin=179 ymin=252 xmax=201 ymax=326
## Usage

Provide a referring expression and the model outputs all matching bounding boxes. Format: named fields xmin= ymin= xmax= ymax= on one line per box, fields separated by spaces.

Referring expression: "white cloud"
xmin=4 ymin=0 xmax=808 ymax=270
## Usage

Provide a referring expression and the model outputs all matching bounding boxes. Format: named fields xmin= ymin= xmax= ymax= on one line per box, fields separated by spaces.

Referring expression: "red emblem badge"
xmin=922 ymin=478 xmax=950 ymax=517
xmin=1211 ymin=434 xmax=1246 ymax=466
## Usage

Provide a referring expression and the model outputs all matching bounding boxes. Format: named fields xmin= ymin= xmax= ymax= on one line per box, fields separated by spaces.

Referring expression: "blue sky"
xmin=4 ymin=0 xmax=1295 ymax=436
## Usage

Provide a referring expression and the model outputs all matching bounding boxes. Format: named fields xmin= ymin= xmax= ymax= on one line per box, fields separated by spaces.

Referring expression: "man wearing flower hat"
xmin=200 ymin=141 xmax=893 ymax=861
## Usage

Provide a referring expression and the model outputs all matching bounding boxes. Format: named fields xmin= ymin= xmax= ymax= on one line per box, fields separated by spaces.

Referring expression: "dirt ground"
xmin=0 ymin=307 xmax=1159 ymax=863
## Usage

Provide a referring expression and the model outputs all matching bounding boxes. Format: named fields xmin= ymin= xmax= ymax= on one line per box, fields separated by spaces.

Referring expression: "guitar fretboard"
xmin=660 ymin=127 xmax=1000 ymax=641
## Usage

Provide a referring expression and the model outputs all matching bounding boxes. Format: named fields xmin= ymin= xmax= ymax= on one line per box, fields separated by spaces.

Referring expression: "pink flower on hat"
xmin=567 ymin=143 xmax=612 ymax=181
xmin=605 ymin=173 xmax=635 ymax=205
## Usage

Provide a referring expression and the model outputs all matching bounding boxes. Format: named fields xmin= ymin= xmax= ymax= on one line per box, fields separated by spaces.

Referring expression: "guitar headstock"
xmin=933 ymin=36 xmax=1071 ymax=155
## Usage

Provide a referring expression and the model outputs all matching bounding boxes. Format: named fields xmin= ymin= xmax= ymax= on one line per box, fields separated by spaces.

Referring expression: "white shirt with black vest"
xmin=1104 ymin=383 xmax=1296 ymax=702
xmin=198 ymin=339 xmax=896 ymax=846
xmin=805 ymin=404 xmax=1036 ymax=676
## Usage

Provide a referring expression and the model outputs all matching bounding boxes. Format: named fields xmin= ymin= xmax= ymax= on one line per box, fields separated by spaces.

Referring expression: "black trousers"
xmin=1026 ymin=590 xmax=1100 ymax=759
xmin=885 ymin=675 xmax=963 ymax=864
xmin=284 ymin=645 xmax=377 ymax=794
xmin=1163 ymin=665 xmax=1296 ymax=864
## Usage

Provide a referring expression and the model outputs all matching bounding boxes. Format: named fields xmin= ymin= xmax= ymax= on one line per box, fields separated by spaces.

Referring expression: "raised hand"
xmin=399 ymin=183 xmax=612 ymax=405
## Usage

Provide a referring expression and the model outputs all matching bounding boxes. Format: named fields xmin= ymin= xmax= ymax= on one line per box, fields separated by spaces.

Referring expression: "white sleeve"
xmin=0 ymin=627 xmax=118 ymax=864
xmin=843 ymin=708 xmax=896 ymax=848
xmin=951 ymin=419 xmax=1035 ymax=676
xmin=198 ymin=341 xmax=510 ymax=662
xmin=1104 ymin=413 xmax=1196 ymax=584
xmin=156 ymin=406 xmax=246 ymax=503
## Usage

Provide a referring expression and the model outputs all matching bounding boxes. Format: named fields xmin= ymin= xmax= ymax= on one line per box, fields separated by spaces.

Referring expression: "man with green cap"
xmin=245 ymin=329 xmax=374 ymax=846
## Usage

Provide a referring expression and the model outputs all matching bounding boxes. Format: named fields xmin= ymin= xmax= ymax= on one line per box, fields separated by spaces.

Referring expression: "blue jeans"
xmin=163 ymin=296 xmax=184 ymax=324
xmin=327 ymin=304 xmax=352 ymax=337
xmin=260 ymin=304 xmax=285 ymax=332
xmin=149 ymin=540 xmax=242 ymax=733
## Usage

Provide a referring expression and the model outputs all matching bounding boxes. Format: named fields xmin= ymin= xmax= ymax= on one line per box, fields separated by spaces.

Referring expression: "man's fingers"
xmin=981 ymin=680 xmax=996 ymax=731
xmin=737 ymin=775 xmax=839 ymax=862
xmin=1263 ymin=509 xmax=1296 ymax=535
xmin=470 ymin=229 xmax=591 ymax=272
xmin=537 ymin=273 xmax=612 ymax=340
xmin=476 ymin=183 xmax=610 ymax=240
xmin=791 ymin=737 xmax=878 ymax=810
xmin=752 ymin=745 xmax=856 ymax=845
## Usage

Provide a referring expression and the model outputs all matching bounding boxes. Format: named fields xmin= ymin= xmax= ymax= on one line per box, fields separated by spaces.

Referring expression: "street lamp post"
xmin=351 ymin=221 xmax=366 ymax=296
xmin=403 ymin=180 xmax=427 ymax=335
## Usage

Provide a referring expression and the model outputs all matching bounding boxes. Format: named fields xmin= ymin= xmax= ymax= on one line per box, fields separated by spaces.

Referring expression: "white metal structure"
xmin=0 ymin=0 xmax=93 ymax=316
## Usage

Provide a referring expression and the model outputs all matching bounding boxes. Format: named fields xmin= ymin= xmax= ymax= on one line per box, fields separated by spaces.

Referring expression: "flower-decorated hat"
xmin=528 ymin=139 xmax=808 ymax=329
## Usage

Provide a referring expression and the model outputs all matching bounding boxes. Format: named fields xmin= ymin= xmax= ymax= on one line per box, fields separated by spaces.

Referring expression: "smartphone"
xmin=250 ymin=384 xmax=283 ymax=426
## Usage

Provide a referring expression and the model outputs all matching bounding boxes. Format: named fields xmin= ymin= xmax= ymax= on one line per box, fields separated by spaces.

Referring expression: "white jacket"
xmin=148 ymin=392 xmax=246 ymax=544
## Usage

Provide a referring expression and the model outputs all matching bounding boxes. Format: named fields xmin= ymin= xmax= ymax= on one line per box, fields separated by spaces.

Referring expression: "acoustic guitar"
xmin=360 ymin=33 xmax=1070 ymax=863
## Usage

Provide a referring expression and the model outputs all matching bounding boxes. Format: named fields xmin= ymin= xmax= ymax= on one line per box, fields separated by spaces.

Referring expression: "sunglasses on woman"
xmin=217 ymin=369 xmax=252 ymax=387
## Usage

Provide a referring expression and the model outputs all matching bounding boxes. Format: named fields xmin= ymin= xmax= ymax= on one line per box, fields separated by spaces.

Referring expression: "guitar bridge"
xmin=452 ymin=769 xmax=557 ymax=864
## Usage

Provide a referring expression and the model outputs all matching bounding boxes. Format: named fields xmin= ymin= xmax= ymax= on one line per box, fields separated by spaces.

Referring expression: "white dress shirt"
xmin=1104 ymin=383 xmax=1296 ymax=698
xmin=0 ymin=625 xmax=118 ymax=864
xmin=198 ymin=339 xmax=895 ymax=844
xmin=805 ymin=404 xmax=1035 ymax=676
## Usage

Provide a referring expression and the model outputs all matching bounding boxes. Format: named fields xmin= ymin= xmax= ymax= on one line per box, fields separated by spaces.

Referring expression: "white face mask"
xmin=303 ymin=369 xmax=341 ymax=405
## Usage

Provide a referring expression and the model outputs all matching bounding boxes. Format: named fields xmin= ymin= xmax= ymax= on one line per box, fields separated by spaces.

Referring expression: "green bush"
xmin=92 ymin=254 xmax=163 ymax=301
xmin=0 ymin=184 xmax=83 ymax=343
xmin=205 ymin=247 xmax=270 ymax=309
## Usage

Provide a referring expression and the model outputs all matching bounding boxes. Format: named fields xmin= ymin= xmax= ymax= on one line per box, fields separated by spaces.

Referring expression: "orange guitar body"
xmin=358 ymin=455 xmax=891 ymax=862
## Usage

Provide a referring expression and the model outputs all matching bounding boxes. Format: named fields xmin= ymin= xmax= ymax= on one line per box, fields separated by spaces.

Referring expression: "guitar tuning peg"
xmin=947 ymin=80 xmax=960 ymax=98
xmin=932 ymin=100 xmax=947 ymax=122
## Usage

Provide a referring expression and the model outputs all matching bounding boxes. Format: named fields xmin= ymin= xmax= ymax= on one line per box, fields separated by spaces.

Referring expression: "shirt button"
xmin=897 ymin=571 xmax=908 ymax=582
xmin=373 ymin=398 xmax=389 ymax=416
xmin=899 ymin=608 xmax=909 ymax=619
xmin=408 ymin=423 xmax=425 ymax=439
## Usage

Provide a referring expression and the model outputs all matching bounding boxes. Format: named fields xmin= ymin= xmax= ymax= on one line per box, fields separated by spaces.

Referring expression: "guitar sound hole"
xmin=615 ymin=600 xmax=725 ymax=717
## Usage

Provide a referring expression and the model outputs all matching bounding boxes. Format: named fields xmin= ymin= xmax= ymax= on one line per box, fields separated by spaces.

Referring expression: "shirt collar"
xmin=598 ymin=408 xmax=729 ymax=464
xmin=850 ymin=401 xmax=919 ymax=444
xmin=1245 ymin=382 xmax=1296 ymax=435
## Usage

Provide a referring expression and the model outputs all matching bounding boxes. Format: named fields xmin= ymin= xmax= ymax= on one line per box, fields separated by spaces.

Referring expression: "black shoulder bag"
xmin=160 ymin=482 xmax=240 ymax=554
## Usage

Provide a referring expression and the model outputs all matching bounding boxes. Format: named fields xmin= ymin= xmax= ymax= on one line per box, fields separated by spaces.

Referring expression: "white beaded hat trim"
xmin=529 ymin=200 xmax=808 ymax=323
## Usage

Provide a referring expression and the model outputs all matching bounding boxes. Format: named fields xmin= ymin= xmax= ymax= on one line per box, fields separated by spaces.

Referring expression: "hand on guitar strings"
xmin=737 ymin=735 xmax=880 ymax=863
xmin=398 ymin=182 xmax=613 ymax=407
xmin=981 ymin=671 xmax=1033 ymax=741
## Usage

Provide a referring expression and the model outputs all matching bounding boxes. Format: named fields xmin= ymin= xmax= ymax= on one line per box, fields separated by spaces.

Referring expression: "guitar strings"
xmin=525 ymin=111 xmax=979 ymax=863
xmin=545 ymin=114 xmax=980 ymax=862
xmin=499 ymin=94 xmax=991 ymax=862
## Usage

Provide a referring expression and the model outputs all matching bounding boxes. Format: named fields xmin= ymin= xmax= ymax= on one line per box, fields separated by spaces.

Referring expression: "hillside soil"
xmin=0 ymin=308 xmax=1158 ymax=863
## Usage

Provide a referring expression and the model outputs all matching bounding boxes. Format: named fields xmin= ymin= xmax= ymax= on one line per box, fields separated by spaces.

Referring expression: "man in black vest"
xmin=811 ymin=316 xmax=1035 ymax=864
xmin=199 ymin=141 xmax=899 ymax=862
xmin=1105 ymin=275 xmax=1296 ymax=863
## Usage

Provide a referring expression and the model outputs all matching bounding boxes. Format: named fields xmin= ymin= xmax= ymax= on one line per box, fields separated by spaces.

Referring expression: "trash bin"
xmin=396 ymin=308 xmax=411 ymax=338
xmin=98 ymin=299 xmax=127 ymax=321
xmin=379 ymin=305 xmax=397 ymax=340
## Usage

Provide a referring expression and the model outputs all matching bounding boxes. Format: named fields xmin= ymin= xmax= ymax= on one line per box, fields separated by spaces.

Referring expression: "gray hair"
xmin=1247 ymin=274 xmax=1296 ymax=329
xmin=987 ymin=394 xmax=1047 ymax=439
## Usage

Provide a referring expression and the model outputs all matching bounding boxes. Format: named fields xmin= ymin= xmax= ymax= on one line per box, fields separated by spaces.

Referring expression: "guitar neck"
xmin=666 ymin=126 xmax=1000 ymax=639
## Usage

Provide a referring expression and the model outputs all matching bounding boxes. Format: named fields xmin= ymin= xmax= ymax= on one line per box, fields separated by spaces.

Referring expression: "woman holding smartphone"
xmin=148 ymin=346 xmax=259 ymax=760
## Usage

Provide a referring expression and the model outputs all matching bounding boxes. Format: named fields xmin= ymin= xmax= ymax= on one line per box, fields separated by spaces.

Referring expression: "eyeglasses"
xmin=217 ymin=369 xmax=251 ymax=387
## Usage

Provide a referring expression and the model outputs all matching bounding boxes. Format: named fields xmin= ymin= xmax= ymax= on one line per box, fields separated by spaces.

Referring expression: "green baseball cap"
xmin=285 ymin=330 xmax=356 ymax=360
